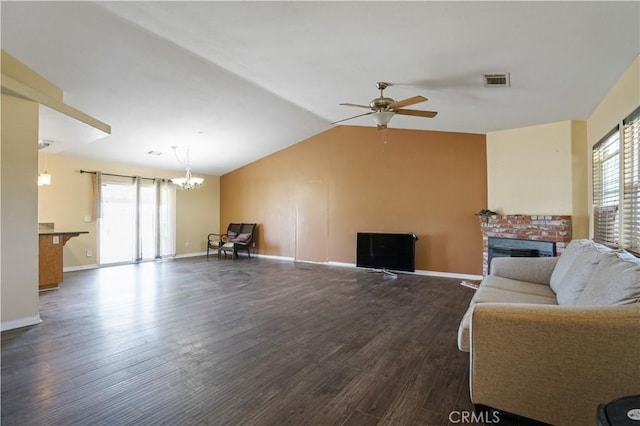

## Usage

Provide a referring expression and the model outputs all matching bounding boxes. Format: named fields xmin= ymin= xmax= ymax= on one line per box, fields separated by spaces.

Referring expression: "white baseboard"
xmin=327 ymin=261 xmax=357 ymax=268
xmin=60 ymin=253 xmax=482 ymax=281
xmin=412 ymin=269 xmax=483 ymax=280
xmin=64 ymin=264 xmax=98 ymax=273
xmin=62 ymin=253 xmax=207 ymax=271
xmin=330 ymin=260 xmax=483 ymax=280
xmin=258 ymin=255 xmax=482 ymax=281
xmin=174 ymin=251 xmax=207 ymax=259
xmin=255 ymin=253 xmax=295 ymax=262
xmin=1 ymin=315 xmax=42 ymax=332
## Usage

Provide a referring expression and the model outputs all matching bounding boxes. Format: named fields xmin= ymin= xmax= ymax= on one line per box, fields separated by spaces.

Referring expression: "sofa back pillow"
xmin=555 ymin=244 xmax=608 ymax=305
xmin=550 ymin=239 xmax=595 ymax=293
xmin=576 ymin=252 xmax=640 ymax=306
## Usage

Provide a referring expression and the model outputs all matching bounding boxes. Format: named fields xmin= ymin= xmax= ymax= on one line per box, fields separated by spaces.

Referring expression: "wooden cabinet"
xmin=38 ymin=232 xmax=87 ymax=290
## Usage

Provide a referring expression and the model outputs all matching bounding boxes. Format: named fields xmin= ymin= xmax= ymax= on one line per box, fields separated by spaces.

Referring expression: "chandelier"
xmin=38 ymin=139 xmax=52 ymax=186
xmin=171 ymin=146 xmax=204 ymax=190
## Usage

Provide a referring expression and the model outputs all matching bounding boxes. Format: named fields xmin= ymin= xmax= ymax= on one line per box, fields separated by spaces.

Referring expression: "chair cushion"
xmin=576 ymin=252 xmax=640 ymax=306
xmin=232 ymin=233 xmax=251 ymax=243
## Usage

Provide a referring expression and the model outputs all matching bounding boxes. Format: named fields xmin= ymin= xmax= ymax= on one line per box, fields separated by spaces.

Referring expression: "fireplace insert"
xmin=487 ymin=237 xmax=556 ymax=274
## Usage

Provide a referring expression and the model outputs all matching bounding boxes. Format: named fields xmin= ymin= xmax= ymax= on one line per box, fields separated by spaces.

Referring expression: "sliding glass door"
xmin=100 ymin=180 xmax=136 ymax=264
xmin=99 ymin=176 xmax=175 ymax=265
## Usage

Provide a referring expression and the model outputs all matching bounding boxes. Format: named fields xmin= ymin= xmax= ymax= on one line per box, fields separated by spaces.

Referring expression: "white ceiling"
xmin=2 ymin=1 xmax=639 ymax=176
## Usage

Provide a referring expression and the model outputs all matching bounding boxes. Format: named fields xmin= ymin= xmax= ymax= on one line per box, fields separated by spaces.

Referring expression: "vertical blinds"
xmin=592 ymin=128 xmax=620 ymax=246
xmin=622 ymin=107 xmax=640 ymax=254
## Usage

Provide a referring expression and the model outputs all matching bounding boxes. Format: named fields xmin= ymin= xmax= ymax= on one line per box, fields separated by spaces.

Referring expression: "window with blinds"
xmin=592 ymin=127 xmax=620 ymax=246
xmin=622 ymin=107 xmax=640 ymax=254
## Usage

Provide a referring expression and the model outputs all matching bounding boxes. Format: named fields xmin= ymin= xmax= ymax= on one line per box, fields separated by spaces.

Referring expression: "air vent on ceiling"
xmin=483 ymin=73 xmax=510 ymax=87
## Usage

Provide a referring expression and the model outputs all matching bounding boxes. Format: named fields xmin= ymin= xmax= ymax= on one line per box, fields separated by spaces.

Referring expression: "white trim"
xmin=327 ymin=261 xmax=357 ymax=268
xmin=255 ymin=253 xmax=295 ymax=262
xmin=60 ymin=253 xmax=483 ymax=281
xmin=1 ymin=315 xmax=42 ymax=332
xmin=64 ymin=264 xmax=98 ymax=272
xmin=61 ymin=254 xmax=205 ymax=272
xmin=294 ymin=259 xmax=329 ymax=265
xmin=331 ymin=260 xmax=483 ymax=280
xmin=412 ymin=269 xmax=483 ymax=280
xmin=174 ymin=251 xmax=207 ymax=259
xmin=258 ymin=255 xmax=483 ymax=280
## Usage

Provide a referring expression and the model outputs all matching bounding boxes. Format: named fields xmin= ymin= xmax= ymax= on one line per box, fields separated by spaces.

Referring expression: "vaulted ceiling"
xmin=2 ymin=1 xmax=639 ymax=176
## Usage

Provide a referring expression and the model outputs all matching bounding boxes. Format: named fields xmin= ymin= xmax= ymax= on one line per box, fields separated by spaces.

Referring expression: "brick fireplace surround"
xmin=478 ymin=215 xmax=572 ymax=275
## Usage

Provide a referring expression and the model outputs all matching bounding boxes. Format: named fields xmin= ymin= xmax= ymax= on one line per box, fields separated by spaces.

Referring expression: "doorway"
xmin=99 ymin=180 xmax=136 ymax=264
xmin=294 ymin=179 xmax=328 ymax=262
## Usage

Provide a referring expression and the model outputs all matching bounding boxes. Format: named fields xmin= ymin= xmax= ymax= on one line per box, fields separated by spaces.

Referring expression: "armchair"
xmin=208 ymin=223 xmax=256 ymax=259
xmin=207 ymin=223 xmax=242 ymax=258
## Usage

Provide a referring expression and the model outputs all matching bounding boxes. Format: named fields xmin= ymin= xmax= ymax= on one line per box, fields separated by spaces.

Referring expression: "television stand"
xmin=368 ymin=268 xmax=398 ymax=278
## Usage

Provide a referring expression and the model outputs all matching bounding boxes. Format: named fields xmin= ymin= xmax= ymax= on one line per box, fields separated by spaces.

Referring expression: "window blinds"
xmin=592 ymin=127 xmax=620 ymax=246
xmin=622 ymin=107 xmax=640 ymax=254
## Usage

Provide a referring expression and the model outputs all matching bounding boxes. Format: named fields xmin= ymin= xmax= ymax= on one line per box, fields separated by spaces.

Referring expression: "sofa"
xmin=457 ymin=239 xmax=640 ymax=426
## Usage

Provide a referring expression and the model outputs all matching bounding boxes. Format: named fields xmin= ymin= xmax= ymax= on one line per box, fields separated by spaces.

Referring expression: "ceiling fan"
xmin=332 ymin=82 xmax=438 ymax=130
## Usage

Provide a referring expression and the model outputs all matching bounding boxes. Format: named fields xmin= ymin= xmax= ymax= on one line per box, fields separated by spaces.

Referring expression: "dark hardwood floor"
xmin=1 ymin=257 xmax=525 ymax=425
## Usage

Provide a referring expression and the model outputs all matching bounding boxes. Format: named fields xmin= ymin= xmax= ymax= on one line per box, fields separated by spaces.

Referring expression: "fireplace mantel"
xmin=478 ymin=214 xmax=572 ymax=275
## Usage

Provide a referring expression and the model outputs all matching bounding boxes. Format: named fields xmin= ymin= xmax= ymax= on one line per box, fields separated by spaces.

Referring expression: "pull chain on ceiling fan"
xmin=332 ymin=82 xmax=438 ymax=130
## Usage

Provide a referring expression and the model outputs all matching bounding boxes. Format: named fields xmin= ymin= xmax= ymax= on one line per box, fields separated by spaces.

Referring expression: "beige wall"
xmin=586 ymin=55 xmax=640 ymax=238
xmin=486 ymin=120 xmax=589 ymax=238
xmin=588 ymin=56 xmax=640 ymax=147
xmin=38 ymin=154 xmax=220 ymax=267
xmin=571 ymin=121 xmax=589 ymax=238
xmin=1 ymin=94 xmax=41 ymax=329
xmin=485 ymin=55 xmax=640 ymax=240
xmin=221 ymin=126 xmax=487 ymax=275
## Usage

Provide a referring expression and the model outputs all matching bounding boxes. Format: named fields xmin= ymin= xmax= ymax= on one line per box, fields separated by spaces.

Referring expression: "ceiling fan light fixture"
xmin=371 ymin=111 xmax=395 ymax=127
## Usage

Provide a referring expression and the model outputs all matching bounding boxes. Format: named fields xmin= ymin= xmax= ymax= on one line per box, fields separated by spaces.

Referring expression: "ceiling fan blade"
xmin=339 ymin=103 xmax=372 ymax=109
xmin=331 ymin=111 xmax=374 ymax=125
xmin=390 ymin=95 xmax=427 ymax=109
xmin=395 ymin=109 xmax=438 ymax=118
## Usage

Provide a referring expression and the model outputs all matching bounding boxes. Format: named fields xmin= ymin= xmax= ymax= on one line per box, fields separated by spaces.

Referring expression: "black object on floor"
xmin=597 ymin=395 xmax=640 ymax=426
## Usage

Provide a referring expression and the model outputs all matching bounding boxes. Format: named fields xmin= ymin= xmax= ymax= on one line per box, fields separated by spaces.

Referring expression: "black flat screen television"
xmin=356 ymin=232 xmax=418 ymax=273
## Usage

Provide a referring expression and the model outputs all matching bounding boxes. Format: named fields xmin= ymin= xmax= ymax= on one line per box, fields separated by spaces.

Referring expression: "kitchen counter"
xmin=38 ymin=230 xmax=88 ymax=290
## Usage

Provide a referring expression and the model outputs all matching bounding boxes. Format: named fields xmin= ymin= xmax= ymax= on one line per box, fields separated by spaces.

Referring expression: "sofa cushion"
xmin=472 ymin=280 xmax=558 ymax=305
xmin=549 ymin=239 xmax=590 ymax=291
xmin=576 ymin=252 xmax=640 ymax=306
xmin=550 ymin=241 xmax=613 ymax=305
xmin=481 ymin=275 xmax=557 ymax=298
xmin=458 ymin=276 xmax=558 ymax=352
xmin=555 ymin=244 xmax=610 ymax=305
xmin=615 ymin=249 xmax=640 ymax=263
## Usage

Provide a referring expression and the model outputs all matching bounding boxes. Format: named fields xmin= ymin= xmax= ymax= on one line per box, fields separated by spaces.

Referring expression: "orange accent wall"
xmin=220 ymin=125 xmax=487 ymax=275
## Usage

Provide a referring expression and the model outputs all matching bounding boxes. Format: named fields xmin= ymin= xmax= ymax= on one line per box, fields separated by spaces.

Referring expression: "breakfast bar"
xmin=38 ymin=230 xmax=88 ymax=290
